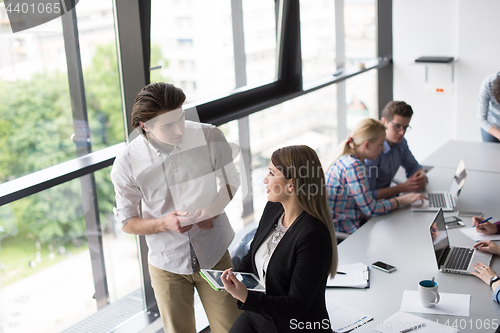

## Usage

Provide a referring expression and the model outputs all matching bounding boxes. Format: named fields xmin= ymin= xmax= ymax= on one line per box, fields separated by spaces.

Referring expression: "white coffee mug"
xmin=418 ymin=279 xmax=440 ymax=308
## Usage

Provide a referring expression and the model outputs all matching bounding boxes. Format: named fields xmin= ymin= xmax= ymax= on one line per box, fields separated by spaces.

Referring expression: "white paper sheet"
xmin=327 ymin=262 xmax=369 ymax=288
xmin=373 ymin=311 xmax=459 ymax=333
xmin=326 ymin=296 xmax=373 ymax=333
xmin=460 ymin=227 xmax=500 ymax=241
xmin=399 ymin=290 xmax=470 ymax=317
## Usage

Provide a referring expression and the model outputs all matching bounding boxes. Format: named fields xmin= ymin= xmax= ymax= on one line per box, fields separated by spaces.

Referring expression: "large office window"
xmin=0 ymin=172 xmax=141 ymax=333
xmin=0 ymin=0 xmax=389 ymax=332
xmin=249 ymin=85 xmax=338 ymax=219
xmin=300 ymin=0 xmax=336 ymax=84
xmin=344 ymin=0 xmax=376 ymax=67
xmin=78 ymin=0 xmax=125 ymax=150
xmin=0 ymin=15 xmax=74 ymax=182
xmin=344 ymin=0 xmax=378 ymax=128
xmin=217 ymin=120 xmax=246 ymax=233
xmin=150 ymin=0 xmax=278 ymax=103
xmin=150 ymin=0 xmax=236 ymax=102
xmin=242 ymin=0 xmax=277 ymax=86
xmin=0 ymin=1 xmax=139 ymax=332
xmin=346 ymin=70 xmax=378 ymax=130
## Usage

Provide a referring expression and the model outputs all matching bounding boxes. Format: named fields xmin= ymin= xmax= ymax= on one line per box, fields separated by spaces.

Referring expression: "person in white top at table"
xmin=111 ymin=82 xmax=241 ymax=333
xmin=470 ymin=216 xmax=500 ymax=305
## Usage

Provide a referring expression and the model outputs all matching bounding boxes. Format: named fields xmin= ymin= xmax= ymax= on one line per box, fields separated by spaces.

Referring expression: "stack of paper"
xmin=326 ymin=296 xmax=373 ymax=333
xmin=327 ymin=262 xmax=370 ymax=288
xmin=460 ymin=228 xmax=500 ymax=241
xmin=374 ymin=312 xmax=458 ymax=333
xmin=400 ymin=290 xmax=470 ymax=317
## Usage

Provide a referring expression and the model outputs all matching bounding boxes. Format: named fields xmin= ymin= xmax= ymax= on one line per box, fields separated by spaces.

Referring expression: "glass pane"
xmin=96 ymin=166 xmax=142 ymax=303
xmin=0 ymin=172 xmax=143 ymax=333
xmin=249 ymin=86 xmax=338 ymax=218
xmin=344 ymin=0 xmax=376 ymax=67
xmin=346 ymin=69 xmax=378 ymax=132
xmin=150 ymin=0 xmax=236 ymax=103
xmin=0 ymin=179 xmax=96 ymax=333
xmin=242 ymin=0 xmax=277 ymax=86
xmin=0 ymin=16 xmax=74 ymax=183
xmin=300 ymin=0 xmax=336 ymax=84
xmin=77 ymin=0 xmax=125 ymax=151
xmin=217 ymin=120 xmax=245 ymax=233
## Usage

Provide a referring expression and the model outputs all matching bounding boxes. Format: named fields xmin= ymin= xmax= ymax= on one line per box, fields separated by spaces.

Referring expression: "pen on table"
xmin=472 ymin=217 xmax=492 ymax=227
xmin=337 ymin=271 xmax=346 ymax=275
xmin=400 ymin=323 xmax=426 ymax=333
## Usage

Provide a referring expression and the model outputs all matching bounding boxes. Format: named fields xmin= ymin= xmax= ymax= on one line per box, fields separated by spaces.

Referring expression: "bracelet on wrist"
xmin=490 ymin=276 xmax=500 ymax=287
xmin=394 ymin=197 xmax=400 ymax=209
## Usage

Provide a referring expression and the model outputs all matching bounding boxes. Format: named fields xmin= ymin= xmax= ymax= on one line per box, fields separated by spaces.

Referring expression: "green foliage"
xmin=0 ymin=72 xmax=74 ymax=182
xmin=0 ymin=71 xmax=83 ymax=244
xmin=0 ymin=41 xmax=169 ymax=248
xmin=84 ymin=42 xmax=124 ymax=147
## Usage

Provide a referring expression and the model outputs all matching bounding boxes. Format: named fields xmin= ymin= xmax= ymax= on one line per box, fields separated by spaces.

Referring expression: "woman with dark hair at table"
xmin=221 ymin=145 xmax=338 ymax=333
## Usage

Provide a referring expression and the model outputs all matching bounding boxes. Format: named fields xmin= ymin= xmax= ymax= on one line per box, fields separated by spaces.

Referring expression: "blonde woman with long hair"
xmin=325 ymin=118 xmax=426 ymax=234
xmin=220 ymin=145 xmax=338 ymax=333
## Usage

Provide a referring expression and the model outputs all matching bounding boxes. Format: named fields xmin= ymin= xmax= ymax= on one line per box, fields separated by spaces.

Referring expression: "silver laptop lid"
xmin=430 ymin=208 xmax=450 ymax=268
xmin=448 ymin=159 xmax=467 ymax=202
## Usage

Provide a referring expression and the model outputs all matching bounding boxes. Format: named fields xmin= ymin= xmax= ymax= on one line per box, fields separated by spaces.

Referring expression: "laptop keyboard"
xmin=446 ymin=247 xmax=474 ymax=271
xmin=429 ymin=193 xmax=447 ymax=208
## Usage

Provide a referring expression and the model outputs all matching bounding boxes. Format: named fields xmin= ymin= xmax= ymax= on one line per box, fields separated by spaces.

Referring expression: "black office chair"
xmin=230 ymin=228 xmax=257 ymax=267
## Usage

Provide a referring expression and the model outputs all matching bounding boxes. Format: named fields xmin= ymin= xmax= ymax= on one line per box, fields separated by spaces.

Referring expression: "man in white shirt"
xmin=111 ymin=83 xmax=241 ymax=333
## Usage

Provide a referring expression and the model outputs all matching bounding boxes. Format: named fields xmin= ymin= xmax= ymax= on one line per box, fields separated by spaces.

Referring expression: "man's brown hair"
xmin=381 ymin=101 xmax=413 ymax=121
xmin=132 ymin=83 xmax=186 ymax=135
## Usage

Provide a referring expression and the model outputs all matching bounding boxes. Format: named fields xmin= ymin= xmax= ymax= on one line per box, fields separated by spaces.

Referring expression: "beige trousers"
xmin=149 ymin=251 xmax=241 ymax=333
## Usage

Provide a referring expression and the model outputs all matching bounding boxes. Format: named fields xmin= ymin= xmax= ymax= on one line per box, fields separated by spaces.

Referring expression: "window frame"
xmin=0 ymin=0 xmax=392 ymax=331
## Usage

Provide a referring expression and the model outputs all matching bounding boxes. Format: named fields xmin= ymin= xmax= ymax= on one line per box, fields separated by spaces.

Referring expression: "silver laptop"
xmin=412 ymin=159 xmax=467 ymax=212
xmin=430 ymin=208 xmax=492 ymax=275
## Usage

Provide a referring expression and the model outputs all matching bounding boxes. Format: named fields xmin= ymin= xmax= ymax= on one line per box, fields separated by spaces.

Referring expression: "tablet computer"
xmin=200 ymin=269 xmax=265 ymax=292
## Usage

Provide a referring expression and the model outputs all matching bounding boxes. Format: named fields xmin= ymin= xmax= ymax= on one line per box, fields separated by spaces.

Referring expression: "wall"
xmin=393 ymin=0 xmax=500 ymax=161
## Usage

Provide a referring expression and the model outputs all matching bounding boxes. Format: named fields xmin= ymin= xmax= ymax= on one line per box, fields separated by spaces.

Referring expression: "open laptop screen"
xmin=430 ymin=208 xmax=449 ymax=265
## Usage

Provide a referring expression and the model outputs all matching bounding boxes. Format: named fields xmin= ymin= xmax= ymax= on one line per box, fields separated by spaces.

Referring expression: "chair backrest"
xmin=230 ymin=228 xmax=257 ymax=268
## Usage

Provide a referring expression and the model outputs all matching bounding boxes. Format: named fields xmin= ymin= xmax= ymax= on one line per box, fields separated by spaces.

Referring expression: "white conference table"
xmin=328 ymin=166 xmax=500 ymax=332
xmin=422 ymin=140 xmax=500 ymax=174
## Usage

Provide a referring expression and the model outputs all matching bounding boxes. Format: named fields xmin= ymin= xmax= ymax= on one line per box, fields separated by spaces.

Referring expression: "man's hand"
xmin=404 ymin=169 xmax=426 ymax=192
xmin=397 ymin=192 xmax=427 ymax=206
xmin=193 ymin=208 xmax=219 ymax=230
xmin=156 ymin=210 xmax=193 ymax=233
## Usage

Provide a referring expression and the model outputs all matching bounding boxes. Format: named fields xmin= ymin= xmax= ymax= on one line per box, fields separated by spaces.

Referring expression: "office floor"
xmin=139 ymin=318 xmax=163 ymax=333
xmin=140 ymin=319 xmax=211 ymax=333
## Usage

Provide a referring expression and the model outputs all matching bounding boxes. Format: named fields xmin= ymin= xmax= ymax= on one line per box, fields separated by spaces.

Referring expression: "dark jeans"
xmin=229 ymin=311 xmax=278 ymax=333
xmin=481 ymin=128 xmax=500 ymax=143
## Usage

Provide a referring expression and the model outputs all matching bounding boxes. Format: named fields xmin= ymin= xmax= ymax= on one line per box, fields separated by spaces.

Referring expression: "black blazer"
xmin=236 ymin=201 xmax=333 ymax=332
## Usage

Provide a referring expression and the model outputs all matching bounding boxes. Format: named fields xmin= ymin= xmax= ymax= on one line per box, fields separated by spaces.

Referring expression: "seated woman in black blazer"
xmin=221 ymin=145 xmax=338 ymax=333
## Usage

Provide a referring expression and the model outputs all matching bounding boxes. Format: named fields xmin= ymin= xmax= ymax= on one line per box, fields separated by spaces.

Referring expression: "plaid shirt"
xmin=325 ymin=155 xmax=394 ymax=234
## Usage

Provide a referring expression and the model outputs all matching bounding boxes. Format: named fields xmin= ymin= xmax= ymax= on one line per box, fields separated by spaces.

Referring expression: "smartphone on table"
xmin=372 ymin=261 xmax=396 ymax=273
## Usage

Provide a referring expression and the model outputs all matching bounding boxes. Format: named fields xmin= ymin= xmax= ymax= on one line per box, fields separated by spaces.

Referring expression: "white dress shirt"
xmin=111 ymin=121 xmax=241 ymax=274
